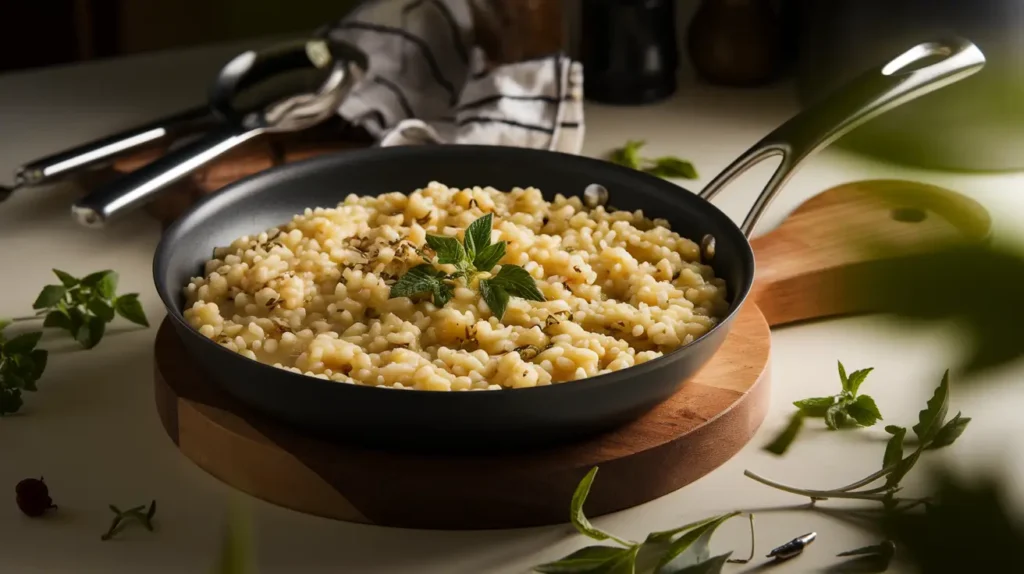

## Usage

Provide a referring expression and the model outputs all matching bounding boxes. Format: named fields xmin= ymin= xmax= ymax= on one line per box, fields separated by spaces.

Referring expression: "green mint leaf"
xmin=479 ymin=279 xmax=510 ymax=320
xmin=644 ymin=516 xmax=722 ymax=546
xmin=533 ymin=545 xmax=636 ymax=573
xmin=883 ymin=426 xmax=906 ymax=472
xmin=608 ymin=140 xmax=645 ymax=170
xmin=642 ymin=157 xmax=699 ymax=180
xmin=473 ymin=241 xmax=507 ymax=273
xmin=885 ymin=424 xmax=904 ymax=435
xmin=837 ymin=361 xmax=850 ymax=392
xmin=389 ymin=264 xmax=446 ymax=300
xmin=67 ymin=307 xmax=86 ymax=336
xmin=824 ymin=401 xmax=849 ymax=430
xmin=887 ymin=449 xmax=922 ymax=490
xmin=0 ymin=387 xmax=23 ymax=415
xmin=81 ymin=270 xmax=118 ymax=297
xmin=793 ymin=396 xmax=835 ymax=417
xmin=912 ymin=370 xmax=950 ymax=444
xmin=656 ymin=512 xmax=740 ymax=572
xmin=43 ymin=310 xmax=72 ymax=331
xmin=425 ymin=234 xmax=467 ymax=266
xmin=463 ymin=213 xmax=493 ymax=263
xmin=660 ymin=552 xmax=732 ymax=574
xmin=763 ymin=411 xmax=804 ymax=455
xmin=52 ymin=269 xmax=79 ymax=288
xmin=431 ymin=281 xmax=454 ymax=308
xmin=75 ymin=316 xmax=106 ymax=349
xmin=33 ymin=285 xmax=66 ymax=310
xmin=4 ymin=332 xmax=43 ymax=355
xmin=114 ymin=294 xmax=149 ymax=327
xmin=87 ymin=298 xmax=115 ymax=322
xmin=847 ymin=394 xmax=883 ymax=427
xmin=845 ymin=367 xmax=874 ymax=396
xmin=490 ymin=265 xmax=545 ymax=301
xmin=29 ymin=349 xmax=47 ymax=382
xmin=927 ymin=411 xmax=971 ymax=450
xmin=570 ymin=467 xmax=622 ymax=543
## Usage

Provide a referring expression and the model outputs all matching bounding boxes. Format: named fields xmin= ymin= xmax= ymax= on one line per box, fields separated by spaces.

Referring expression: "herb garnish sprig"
xmin=764 ymin=361 xmax=883 ymax=455
xmin=24 ymin=269 xmax=149 ymax=349
xmin=389 ymin=214 xmax=544 ymax=319
xmin=0 ymin=323 xmax=46 ymax=416
xmin=609 ymin=140 xmax=699 ymax=180
xmin=532 ymin=467 xmax=754 ymax=573
xmin=101 ymin=500 xmax=157 ymax=541
xmin=748 ymin=370 xmax=969 ymax=510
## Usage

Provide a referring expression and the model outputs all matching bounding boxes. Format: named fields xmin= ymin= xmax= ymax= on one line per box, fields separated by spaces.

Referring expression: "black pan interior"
xmin=153 ymin=145 xmax=755 ymax=452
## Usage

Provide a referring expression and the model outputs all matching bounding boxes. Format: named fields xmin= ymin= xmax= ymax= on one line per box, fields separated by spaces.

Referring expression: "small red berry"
xmin=15 ymin=477 xmax=56 ymax=517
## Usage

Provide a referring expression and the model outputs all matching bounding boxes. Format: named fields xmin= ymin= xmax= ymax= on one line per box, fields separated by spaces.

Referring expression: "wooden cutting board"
xmin=151 ymin=177 xmax=990 ymax=529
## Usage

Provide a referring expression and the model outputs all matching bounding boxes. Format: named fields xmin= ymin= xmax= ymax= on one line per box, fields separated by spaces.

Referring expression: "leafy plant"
xmin=101 ymin=500 xmax=157 ymax=541
xmin=608 ymin=140 xmax=699 ymax=180
xmin=764 ymin=361 xmax=882 ymax=455
xmin=533 ymin=467 xmax=753 ymax=573
xmin=0 ymin=323 xmax=46 ymax=416
xmin=28 ymin=269 xmax=149 ymax=349
xmin=389 ymin=214 xmax=544 ymax=320
xmin=747 ymin=370 xmax=969 ymax=510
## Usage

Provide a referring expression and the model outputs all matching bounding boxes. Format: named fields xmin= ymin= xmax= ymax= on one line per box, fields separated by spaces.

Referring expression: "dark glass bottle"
xmin=580 ymin=0 xmax=679 ymax=105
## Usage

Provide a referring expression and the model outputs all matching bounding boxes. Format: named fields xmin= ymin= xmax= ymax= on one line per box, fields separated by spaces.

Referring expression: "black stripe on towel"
xmin=457 ymin=93 xmax=568 ymax=112
xmin=336 ymin=21 xmax=457 ymax=105
xmin=373 ymin=76 xmax=416 ymax=119
xmin=456 ymin=117 xmax=580 ymax=134
xmin=402 ymin=0 xmax=470 ymax=65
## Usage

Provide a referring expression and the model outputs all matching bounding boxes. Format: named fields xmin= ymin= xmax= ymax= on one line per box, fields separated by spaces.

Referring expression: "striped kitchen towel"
xmin=323 ymin=0 xmax=585 ymax=154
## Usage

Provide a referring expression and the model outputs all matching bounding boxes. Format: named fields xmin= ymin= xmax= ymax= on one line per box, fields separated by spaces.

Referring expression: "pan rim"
xmin=152 ymin=144 xmax=755 ymax=399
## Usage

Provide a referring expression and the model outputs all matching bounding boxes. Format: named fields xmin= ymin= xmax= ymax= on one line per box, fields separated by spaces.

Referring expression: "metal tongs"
xmin=1 ymin=36 xmax=368 ymax=228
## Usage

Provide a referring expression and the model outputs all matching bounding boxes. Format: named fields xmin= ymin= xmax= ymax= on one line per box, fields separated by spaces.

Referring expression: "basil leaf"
xmin=660 ymin=552 xmax=732 ymax=574
xmin=81 ymin=270 xmax=118 ymax=295
xmin=883 ymin=426 xmax=906 ymax=472
xmin=533 ymin=545 xmax=636 ymax=573
xmin=824 ymin=401 xmax=848 ymax=430
xmin=33 ymin=285 xmax=66 ymax=310
xmin=490 ymin=265 xmax=545 ymax=301
xmin=845 ymin=367 xmax=874 ymax=397
xmin=655 ymin=512 xmax=739 ymax=572
xmin=431 ymin=281 xmax=454 ymax=308
xmin=642 ymin=157 xmax=698 ymax=180
xmin=793 ymin=396 xmax=834 ymax=417
xmin=570 ymin=467 xmax=619 ymax=542
xmin=67 ymin=307 xmax=86 ymax=337
xmin=88 ymin=298 xmax=115 ymax=322
xmin=53 ymin=269 xmax=79 ymax=288
xmin=0 ymin=387 xmax=23 ymax=415
xmin=912 ymin=370 xmax=950 ymax=443
xmin=927 ymin=412 xmax=971 ymax=450
xmin=4 ymin=332 xmax=42 ymax=355
xmin=847 ymin=394 xmax=883 ymax=427
xmin=76 ymin=316 xmax=106 ymax=349
xmin=390 ymin=264 xmax=445 ymax=300
xmin=479 ymin=279 xmax=510 ymax=320
xmin=43 ymin=310 xmax=71 ymax=330
xmin=609 ymin=140 xmax=645 ymax=170
xmin=425 ymin=234 xmax=467 ymax=266
xmin=474 ymin=241 xmax=507 ymax=273
xmin=763 ymin=411 xmax=803 ymax=455
xmin=463 ymin=213 xmax=493 ymax=262
xmin=114 ymin=294 xmax=149 ymax=327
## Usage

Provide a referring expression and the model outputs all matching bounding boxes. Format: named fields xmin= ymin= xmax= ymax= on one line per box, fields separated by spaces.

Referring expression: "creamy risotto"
xmin=182 ymin=182 xmax=729 ymax=391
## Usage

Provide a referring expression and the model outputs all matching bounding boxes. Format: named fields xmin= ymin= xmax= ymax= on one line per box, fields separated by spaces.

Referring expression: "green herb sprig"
xmin=389 ymin=214 xmax=544 ymax=319
xmin=532 ymin=467 xmax=754 ymax=574
xmin=0 ymin=323 xmax=46 ymax=416
xmin=763 ymin=361 xmax=883 ymax=455
xmin=101 ymin=500 xmax=157 ymax=541
xmin=608 ymin=140 xmax=699 ymax=180
xmin=747 ymin=370 xmax=969 ymax=510
xmin=27 ymin=269 xmax=148 ymax=349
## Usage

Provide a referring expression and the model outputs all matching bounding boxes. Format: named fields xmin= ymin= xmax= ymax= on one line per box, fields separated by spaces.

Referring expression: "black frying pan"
xmin=153 ymin=39 xmax=984 ymax=453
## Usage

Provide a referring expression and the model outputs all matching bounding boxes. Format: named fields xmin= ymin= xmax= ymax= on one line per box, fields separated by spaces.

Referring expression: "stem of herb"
xmin=831 ymin=464 xmax=900 ymax=493
xmin=727 ymin=513 xmax=756 ymax=564
xmin=9 ymin=316 xmax=43 ymax=323
xmin=743 ymin=470 xmax=888 ymax=501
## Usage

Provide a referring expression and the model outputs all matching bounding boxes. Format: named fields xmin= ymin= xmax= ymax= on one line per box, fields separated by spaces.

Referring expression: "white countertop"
xmin=3 ymin=42 xmax=1024 ymax=574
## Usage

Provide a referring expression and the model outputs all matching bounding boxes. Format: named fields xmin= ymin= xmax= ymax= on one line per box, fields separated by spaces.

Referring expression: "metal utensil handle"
xmin=698 ymin=37 xmax=986 ymax=238
xmin=15 ymin=106 xmax=215 ymax=188
xmin=71 ymin=125 xmax=262 ymax=228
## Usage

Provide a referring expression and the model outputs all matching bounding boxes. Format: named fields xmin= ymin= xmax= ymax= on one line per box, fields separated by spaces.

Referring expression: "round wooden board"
xmin=154 ymin=303 xmax=771 ymax=530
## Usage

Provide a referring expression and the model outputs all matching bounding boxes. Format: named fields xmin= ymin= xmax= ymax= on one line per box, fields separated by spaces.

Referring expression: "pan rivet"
xmin=583 ymin=184 xmax=609 ymax=209
xmin=701 ymin=234 xmax=716 ymax=261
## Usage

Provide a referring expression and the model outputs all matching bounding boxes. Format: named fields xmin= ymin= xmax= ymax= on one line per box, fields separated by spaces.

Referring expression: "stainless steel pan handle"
xmin=698 ymin=37 xmax=986 ymax=238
